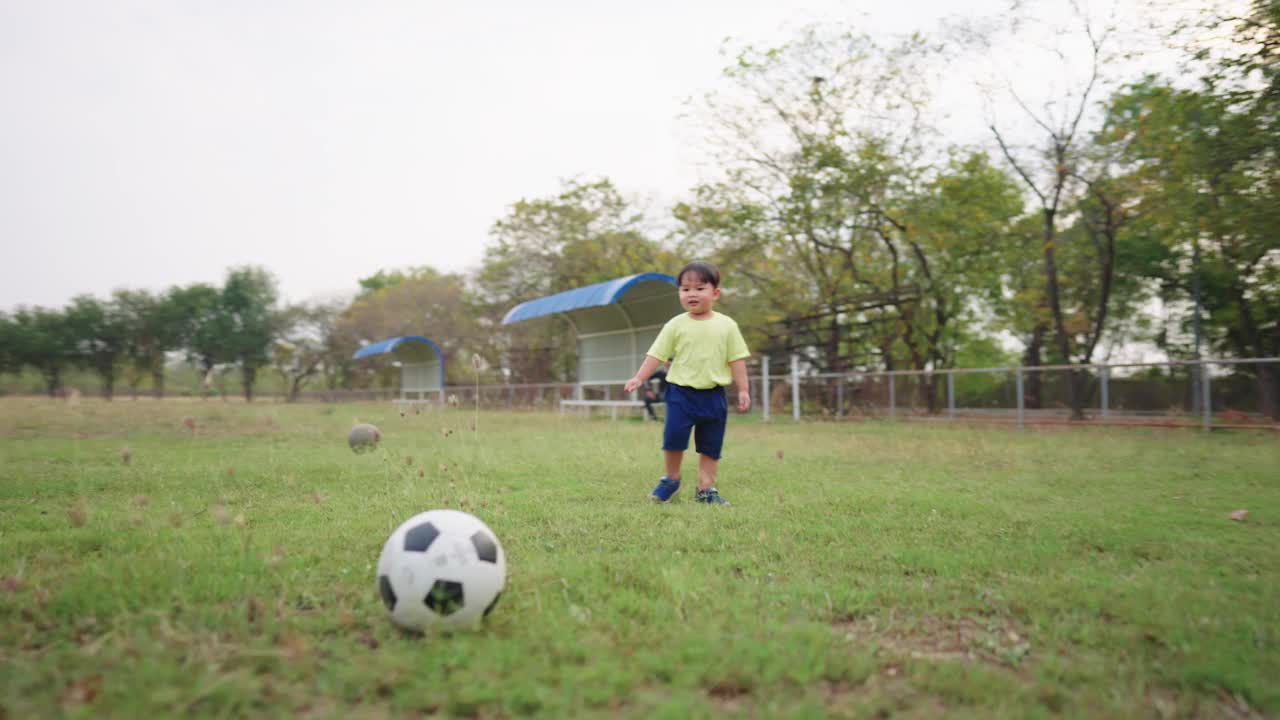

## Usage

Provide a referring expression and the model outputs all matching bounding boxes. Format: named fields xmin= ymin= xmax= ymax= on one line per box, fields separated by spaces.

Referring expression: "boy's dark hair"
xmin=677 ymin=261 xmax=721 ymax=288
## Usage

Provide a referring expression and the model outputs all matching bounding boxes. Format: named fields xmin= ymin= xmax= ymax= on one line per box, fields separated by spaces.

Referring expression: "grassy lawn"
xmin=1 ymin=397 xmax=1277 ymax=718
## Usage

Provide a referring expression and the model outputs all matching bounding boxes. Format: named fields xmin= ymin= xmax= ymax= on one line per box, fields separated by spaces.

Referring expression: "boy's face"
xmin=678 ymin=274 xmax=720 ymax=316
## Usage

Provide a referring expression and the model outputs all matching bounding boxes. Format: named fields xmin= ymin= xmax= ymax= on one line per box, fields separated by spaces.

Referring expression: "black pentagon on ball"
xmin=379 ymin=575 xmax=397 ymax=610
xmin=424 ymin=579 xmax=465 ymax=615
xmin=403 ymin=522 xmax=440 ymax=552
xmin=470 ymin=530 xmax=498 ymax=564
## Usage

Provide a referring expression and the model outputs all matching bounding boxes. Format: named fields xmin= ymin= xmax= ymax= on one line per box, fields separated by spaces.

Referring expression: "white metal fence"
xmin=256 ymin=358 xmax=1280 ymax=430
xmin=749 ymin=356 xmax=1280 ymax=430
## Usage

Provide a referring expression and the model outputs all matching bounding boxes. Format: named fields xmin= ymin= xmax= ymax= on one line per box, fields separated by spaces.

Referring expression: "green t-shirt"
xmin=646 ymin=312 xmax=750 ymax=389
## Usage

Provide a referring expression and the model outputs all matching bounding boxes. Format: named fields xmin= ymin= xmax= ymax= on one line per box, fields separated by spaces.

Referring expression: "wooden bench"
xmin=560 ymin=399 xmax=664 ymax=420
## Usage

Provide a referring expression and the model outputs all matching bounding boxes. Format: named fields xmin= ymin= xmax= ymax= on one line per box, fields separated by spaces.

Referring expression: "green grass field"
xmin=1 ymin=398 xmax=1277 ymax=719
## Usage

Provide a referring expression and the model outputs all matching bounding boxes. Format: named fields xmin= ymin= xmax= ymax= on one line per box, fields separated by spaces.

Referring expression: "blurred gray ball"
xmin=348 ymin=423 xmax=382 ymax=453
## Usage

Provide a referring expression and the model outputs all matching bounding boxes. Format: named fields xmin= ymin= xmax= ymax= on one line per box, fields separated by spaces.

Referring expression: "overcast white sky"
xmin=0 ymin=0 xmax=1201 ymax=312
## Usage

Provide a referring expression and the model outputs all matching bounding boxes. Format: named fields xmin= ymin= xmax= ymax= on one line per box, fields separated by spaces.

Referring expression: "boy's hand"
xmin=737 ymin=390 xmax=751 ymax=412
xmin=624 ymin=377 xmax=643 ymax=393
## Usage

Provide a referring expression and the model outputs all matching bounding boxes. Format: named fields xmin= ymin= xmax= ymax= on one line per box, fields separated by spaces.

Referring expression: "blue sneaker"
xmin=650 ymin=477 xmax=681 ymax=503
xmin=695 ymin=487 xmax=729 ymax=505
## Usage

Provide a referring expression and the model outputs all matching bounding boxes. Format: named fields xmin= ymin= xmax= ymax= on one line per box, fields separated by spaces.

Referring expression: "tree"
xmin=10 ymin=307 xmax=78 ymax=397
xmin=0 ymin=312 xmax=16 ymax=376
xmin=114 ymin=288 xmax=186 ymax=398
xmin=64 ymin=295 xmax=131 ymax=400
xmin=678 ymin=30 xmax=942 ymax=377
xmin=1102 ymin=77 xmax=1280 ymax=416
xmin=477 ymin=178 xmax=673 ymax=382
xmin=273 ymin=302 xmax=342 ymax=401
xmin=677 ymin=28 xmax=1023 ymax=412
xmin=893 ymin=153 xmax=1025 ymax=408
xmin=983 ymin=3 xmax=1121 ymax=419
xmin=221 ymin=266 xmax=280 ymax=402
xmin=171 ymin=283 xmax=231 ymax=398
xmin=338 ymin=267 xmax=482 ymax=386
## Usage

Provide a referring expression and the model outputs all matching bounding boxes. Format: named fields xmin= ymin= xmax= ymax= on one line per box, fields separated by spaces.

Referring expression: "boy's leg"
xmin=692 ymin=389 xmax=729 ymax=504
xmin=665 ymin=450 xmax=684 ymax=481
xmin=653 ymin=385 xmax=693 ymax=502
xmin=696 ymin=453 xmax=717 ymax=491
xmin=694 ymin=453 xmax=728 ymax=505
xmin=652 ymin=449 xmax=685 ymax=502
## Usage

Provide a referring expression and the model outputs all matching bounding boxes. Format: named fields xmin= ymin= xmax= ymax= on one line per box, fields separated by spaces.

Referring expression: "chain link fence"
xmin=37 ymin=358 xmax=1276 ymax=430
xmin=751 ymin=357 xmax=1280 ymax=430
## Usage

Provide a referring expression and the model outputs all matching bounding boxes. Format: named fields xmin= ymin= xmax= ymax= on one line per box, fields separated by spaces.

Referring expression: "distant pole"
xmin=888 ymin=373 xmax=896 ymax=421
xmin=761 ymin=356 xmax=770 ymax=422
xmin=1192 ymin=237 xmax=1203 ymax=414
xmin=1100 ymin=366 xmax=1110 ymax=418
xmin=1193 ymin=239 xmax=1203 ymax=359
xmin=947 ymin=373 xmax=955 ymax=420
xmin=791 ymin=354 xmax=801 ymax=422
xmin=1016 ymin=369 xmax=1025 ymax=431
xmin=1201 ymin=361 xmax=1212 ymax=431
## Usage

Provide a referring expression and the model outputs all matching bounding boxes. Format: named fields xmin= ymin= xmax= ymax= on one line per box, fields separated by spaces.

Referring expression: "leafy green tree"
xmin=338 ymin=267 xmax=483 ymax=386
xmin=273 ymin=301 xmax=343 ymax=401
xmin=478 ymin=178 xmax=673 ymax=382
xmin=113 ymin=288 xmax=187 ymax=398
xmin=64 ymin=295 xmax=131 ymax=400
xmin=356 ymin=268 xmax=434 ymax=299
xmin=171 ymin=283 xmax=230 ymax=397
xmin=0 ymin=312 xmax=15 ymax=376
xmin=678 ymin=29 xmax=1024 ymax=411
xmin=9 ymin=307 xmax=78 ymax=397
xmin=221 ymin=266 xmax=280 ymax=402
xmin=892 ymin=153 xmax=1025 ymax=407
xmin=480 ymin=178 xmax=668 ymax=302
xmin=1102 ymin=77 xmax=1279 ymax=415
xmin=984 ymin=6 xmax=1121 ymax=419
xmin=677 ymin=30 xmax=941 ymax=377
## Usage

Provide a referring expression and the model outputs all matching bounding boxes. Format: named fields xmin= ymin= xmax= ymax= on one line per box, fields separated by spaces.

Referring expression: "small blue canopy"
xmin=499 ymin=273 xmax=682 ymax=385
xmin=352 ymin=335 xmax=443 ymax=361
xmin=352 ymin=335 xmax=445 ymax=395
xmin=501 ymin=273 xmax=676 ymax=325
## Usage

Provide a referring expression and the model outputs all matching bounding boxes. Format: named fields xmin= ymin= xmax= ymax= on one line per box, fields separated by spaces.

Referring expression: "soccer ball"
xmin=377 ymin=509 xmax=506 ymax=631
xmin=348 ymin=423 xmax=381 ymax=453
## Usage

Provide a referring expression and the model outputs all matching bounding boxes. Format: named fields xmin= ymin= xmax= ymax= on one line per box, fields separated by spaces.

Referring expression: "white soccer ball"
xmin=376 ymin=509 xmax=506 ymax=631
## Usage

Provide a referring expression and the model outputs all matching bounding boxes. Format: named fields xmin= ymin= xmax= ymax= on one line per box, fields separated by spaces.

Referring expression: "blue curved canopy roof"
xmin=352 ymin=335 xmax=443 ymax=361
xmin=501 ymin=273 xmax=676 ymax=325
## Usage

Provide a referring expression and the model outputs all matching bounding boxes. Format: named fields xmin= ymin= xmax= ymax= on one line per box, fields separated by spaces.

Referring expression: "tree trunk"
xmin=1041 ymin=210 xmax=1083 ymax=420
xmin=919 ymin=374 xmax=938 ymax=414
xmin=826 ymin=310 xmax=841 ymax=414
xmin=44 ymin=369 xmax=61 ymax=398
xmin=1260 ymin=365 xmax=1280 ymax=421
xmin=242 ymin=365 xmax=256 ymax=402
xmin=288 ymin=376 xmax=305 ymax=403
xmin=1023 ymin=324 xmax=1045 ymax=410
xmin=101 ymin=371 xmax=114 ymax=401
xmin=151 ymin=361 xmax=166 ymax=399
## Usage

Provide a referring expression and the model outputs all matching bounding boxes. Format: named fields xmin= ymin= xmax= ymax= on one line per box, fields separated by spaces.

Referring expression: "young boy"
xmin=624 ymin=261 xmax=751 ymax=505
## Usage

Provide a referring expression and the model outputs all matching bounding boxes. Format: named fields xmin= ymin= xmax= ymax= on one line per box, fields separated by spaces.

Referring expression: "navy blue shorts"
xmin=662 ymin=384 xmax=728 ymax=460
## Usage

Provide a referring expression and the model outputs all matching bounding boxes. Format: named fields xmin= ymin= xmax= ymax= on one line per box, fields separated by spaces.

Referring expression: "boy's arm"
xmin=730 ymin=358 xmax=750 ymax=412
xmin=624 ymin=356 xmax=664 ymax=394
